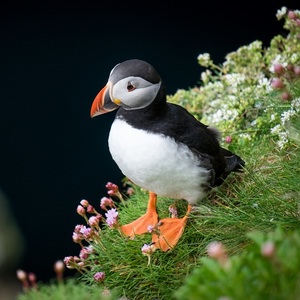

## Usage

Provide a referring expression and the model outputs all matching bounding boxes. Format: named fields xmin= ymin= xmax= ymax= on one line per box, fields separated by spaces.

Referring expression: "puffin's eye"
xmin=127 ymin=82 xmax=136 ymax=92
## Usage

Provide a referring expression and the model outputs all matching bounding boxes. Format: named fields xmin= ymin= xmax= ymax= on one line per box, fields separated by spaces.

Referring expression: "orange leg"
xmin=121 ymin=191 xmax=159 ymax=237
xmin=152 ymin=204 xmax=192 ymax=252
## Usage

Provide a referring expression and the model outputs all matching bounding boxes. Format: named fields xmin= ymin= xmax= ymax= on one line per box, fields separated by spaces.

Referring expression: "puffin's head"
xmin=90 ymin=59 xmax=162 ymax=117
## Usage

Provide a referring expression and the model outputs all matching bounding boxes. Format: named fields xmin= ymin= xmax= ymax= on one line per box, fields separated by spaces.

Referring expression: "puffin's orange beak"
xmin=90 ymin=82 xmax=119 ymax=118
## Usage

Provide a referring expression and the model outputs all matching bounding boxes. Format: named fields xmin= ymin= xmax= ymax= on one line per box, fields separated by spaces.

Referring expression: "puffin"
xmin=90 ymin=59 xmax=245 ymax=252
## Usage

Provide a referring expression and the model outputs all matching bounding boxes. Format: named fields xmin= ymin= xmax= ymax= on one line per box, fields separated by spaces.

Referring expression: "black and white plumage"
xmin=90 ymin=59 xmax=245 ymax=251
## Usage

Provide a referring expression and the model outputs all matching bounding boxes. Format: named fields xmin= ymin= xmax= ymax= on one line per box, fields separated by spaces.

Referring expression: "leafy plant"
xmin=175 ymin=227 xmax=300 ymax=300
xmin=168 ymin=6 xmax=300 ymax=150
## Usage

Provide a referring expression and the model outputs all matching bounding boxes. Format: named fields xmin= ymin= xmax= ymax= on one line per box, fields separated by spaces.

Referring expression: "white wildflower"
xmin=197 ymin=53 xmax=212 ymax=67
xmin=277 ymin=132 xmax=289 ymax=149
xmin=269 ymin=55 xmax=288 ymax=72
xmin=290 ymin=53 xmax=300 ymax=64
xmin=201 ymin=69 xmax=212 ymax=84
xmin=224 ymin=73 xmax=246 ymax=87
xmin=270 ymin=124 xmax=282 ymax=135
xmin=247 ymin=40 xmax=262 ymax=51
xmin=260 ymin=78 xmax=273 ymax=93
xmin=291 ymin=97 xmax=300 ymax=110
xmin=276 ymin=6 xmax=287 ymax=20
xmin=239 ymin=133 xmax=252 ymax=141
xmin=281 ymin=109 xmax=296 ymax=125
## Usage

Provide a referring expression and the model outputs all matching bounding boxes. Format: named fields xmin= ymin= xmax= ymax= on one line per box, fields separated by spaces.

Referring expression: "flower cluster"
xmin=63 ymin=182 xmax=125 ymax=283
xmin=141 ymin=243 xmax=156 ymax=266
xmin=168 ymin=6 xmax=300 ymax=150
xmin=105 ymin=181 xmax=126 ymax=205
xmin=16 ymin=260 xmax=65 ymax=291
xmin=206 ymin=241 xmax=228 ymax=267
xmin=63 ymin=180 xmax=189 ymax=282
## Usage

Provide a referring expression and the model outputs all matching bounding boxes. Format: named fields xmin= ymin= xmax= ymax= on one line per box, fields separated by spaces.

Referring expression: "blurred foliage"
xmin=175 ymin=227 xmax=300 ymax=300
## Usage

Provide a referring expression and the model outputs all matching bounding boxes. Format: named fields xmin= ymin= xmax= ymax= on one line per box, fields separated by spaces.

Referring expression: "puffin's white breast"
xmin=108 ymin=119 xmax=211 ymax=204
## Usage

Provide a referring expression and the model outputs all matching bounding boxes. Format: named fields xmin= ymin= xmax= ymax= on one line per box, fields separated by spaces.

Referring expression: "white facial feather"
xmin=112 ymin=77 xmax=161 ymax=110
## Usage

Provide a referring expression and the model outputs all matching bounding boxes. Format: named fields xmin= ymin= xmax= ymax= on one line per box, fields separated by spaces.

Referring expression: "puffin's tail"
xmin=214 ymin=148 xmax=245 ymax=186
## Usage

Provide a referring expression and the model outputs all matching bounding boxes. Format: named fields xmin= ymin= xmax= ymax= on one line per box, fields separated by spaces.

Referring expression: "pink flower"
xmin=87 ymin=204 xmax=96 ymax=214
xmin=207 ymin=241 xmax=227 ymax=266
xmin=63 ymin=256 xmax=78 ymax=269
xmin=72 ymin=232 xmax=83 ymax=243
xmin=53 ymin=260 xmax=65 ymax=282
xmin=28 ymin=272 xmax=37 ymax=288
xmin=294 ymin=66 xmax=300 ymax=76
xmin=106 ymin=182 xmax=119 ymax=194
xmin=272 ymin=63 xmax=285 ymax=75
xmin=288 ymin=10 xmax=297 ymax=20
xmin=53 ymin=260 xmax=65 ymax=274
xmin=16 ymin=269 xmax=30 ymax=290
xmin=281 ymin=92 xmax=291 ymax=101
xmin=141 ymin=243 xmax=155 ymax=255
xmin=141 ymin=243 xmax=156 ymax=265
xmin=207 ymin=241 xmax=226 ymax=258
xmin=147 ymin=225 xmax=155 ymax=233
xmin=270 ymin=78 xmax=284 ymax=89
xmin=74 ymin=224 xmax=85 ymax=233
xmin=79 ymin=247 xmax=91 ymax=260
xmin=224 ymin=136 xmax=232 ymax=144
xmin=94 ymin=271 xmax=105 ymax=283
xmin=88 ymin=216 xmax=99 ymax=227
xmin=126 ymin=187 xmax=134 ymax=195
xmin=105 ymin=208 xmax=119 ymax=228
xmin=79 ymin=226 xmax=94 ymax=239
xmin=100 ymin=197 xmax=114 ymax=210
xmin=16 ymin=269 xmax=27 ymax=281
xmin=261 ymin=241 xmax=275 ymax=258
xmin=80 ymin=199 xmax=89 ymax=207
xmin=76 ymin=205 xmax=86 ymax=216
xmin=168 ymin=205 xmax=178 ymax=218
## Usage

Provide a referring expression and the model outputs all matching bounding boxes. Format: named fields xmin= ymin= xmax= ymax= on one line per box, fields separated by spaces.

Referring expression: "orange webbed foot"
xmin=151 ymin=204 xmax=192 ymax=252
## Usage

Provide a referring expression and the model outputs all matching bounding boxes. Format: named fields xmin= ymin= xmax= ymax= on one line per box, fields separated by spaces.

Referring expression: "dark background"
xmin=0 ymin=0 xmax=297 ymax=285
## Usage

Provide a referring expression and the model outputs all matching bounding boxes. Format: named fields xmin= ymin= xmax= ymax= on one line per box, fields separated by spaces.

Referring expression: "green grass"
xmin=17 ymin=138 xmax=300 ymax=299
xmin=16 ymin=277 xmax=118 ymax=300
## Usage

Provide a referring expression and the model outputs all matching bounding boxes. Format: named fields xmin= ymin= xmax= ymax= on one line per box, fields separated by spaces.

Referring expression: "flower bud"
xmin=76 ymin=205 xmax=86 ymax=216
xmin=288 ymin=10 xmax=297 ymax=20
xmin=281 ymin=92 xmax=291 ymax=101
xmin=273 ymin=63 xmax=284 ymax=75
xmin=207 ymin=241 xmax=226 ymax=260
xmin=16 ymin=269 xmax=27 ymax=281
xmin=89 ymin=216 xmax=99 ymax=227
xmin=261 ymin=241 xmax=275 ymax=257
xmin=294 ymin=66 xmax=300 ymax=76
xmin=80 ymin=199 xmax=89 ymax=207
xmin=94 ymin=271 xmax=105 ymax=283
xmin=54 ymin=260 xmax=65 ymax=274
xmin=28 ymin=272 xmax=37 ymax=288
xmin=271 ymin=78 xmax=284 ymax=89
xmin=224 ymin=136 xmax=232 ymax=143
xmin=87 ymin=204 xmax=96 ymax=214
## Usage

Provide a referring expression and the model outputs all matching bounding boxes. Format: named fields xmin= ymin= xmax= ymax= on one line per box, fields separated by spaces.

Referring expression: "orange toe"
xmin=121 ymin=209 xmax=158 ymax=237
xmin=121 ymin=191 xmax=158 ymax=237
xmin=152 ymin=204 xmax=192 ymax=252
